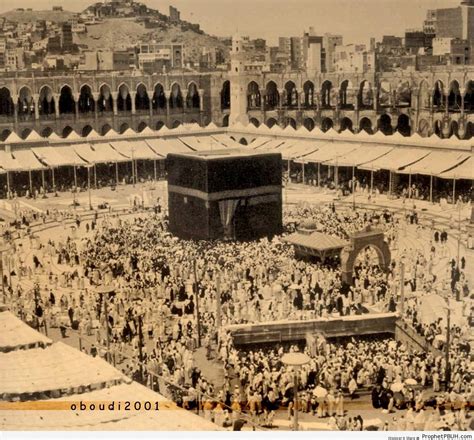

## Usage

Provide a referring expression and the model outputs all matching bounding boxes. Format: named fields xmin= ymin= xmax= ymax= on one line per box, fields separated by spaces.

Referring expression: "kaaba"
xmin=167 ymin=149 xmax=282 ymax=241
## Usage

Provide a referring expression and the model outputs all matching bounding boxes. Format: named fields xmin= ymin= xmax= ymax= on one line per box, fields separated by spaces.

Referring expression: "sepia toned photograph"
xmin=0 ymin=0 xmax=472 ymax=435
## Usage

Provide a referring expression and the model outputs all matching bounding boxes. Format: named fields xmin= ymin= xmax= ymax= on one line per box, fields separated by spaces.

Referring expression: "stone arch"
xmin=303 ymin=80 xmax=314 ymax=108
xmin=418 ymin=118 xmax=430 ymax=137
xmin=152 ymin=83 xmax=166 ymax=110
xmin=41 ymin=127 xmax=53 ymax=138
xmin=463 ymin=80 xmax=474 ymax=113
xmin=137 ymin=121 xmax=148 ymax=132
xmin=284 ymin=80 xmax=298 ymax=108
xmin=285 ymin=117 xmax=297 ymax=129
xmin=418 ymin=80 xmax=431 ymax=110
xmin=266 ymin=117 xmax=278 ymax=128
xmin=62 ymin=126 xmax=74 ymax=138
xmin=249 ymin=117 xmax=260 ymax=127
xmin=247 ymin=81 xmax=261 ymax=109
xmin=18 ymin=86 xmax=34 ymax=117
xmin=119 ymin=122 xmax=129 ymax=134
xmin=1 ymin=129 xmax=11 ymax=141
xmin=78 ymin=84 xmax=95 ymax=114
xmin=396 ymin=114 xmax=411 ymax=136
xmin=38 ymin=85 xmax=55 ymax=115
xmin=221 ymin=80 xmax=230 ymax=110
xmin=0 ymin=87 xmax=14 ymax=116
xmin=377 ymin=114 xmax=393 ymax=135
xmin=117 ymin=83 xmax=131 ymax=112
xmin=21 ymin=128 xmax=32 ymax=140
xmin=359 ymin=117 xmax=373 ymax=134
xmin=432 ymin=80 xmax=444 ymax=111
xmin=321 ymin=117 xmax=334 ymax=132
xmin=340 ymin=227 xmax=391 ymax=285
xmin=101 ymin=124 xmax=112 ymax=135
xmin=450 ymin=120 xmax=459 ymax=138
xmin=82 ymin=125 xmax=93 ymax=137
xmin=171 ymin=119 xmax=182 ymax=129
xmin=339 ymin=80 xmax=354 ymax=109
xmin=265 ymin=81 xmax=279 ymax=110
xmin=239 ymin=138 xmax=248 ymax=146
xmin=303 ymin=117 xmax=315 ymax=131
xmin=358 ymin=80 xmax=373 ymax=109
xmin=340 ymin=117 xmax=353 ymax=132
xmin=156 ymin=121 xmax=165 ymax=131
xmin=98 ymin=84 xmax=113 ymax=112
xmin=465 ymin=121 xmax=474 ymax=139
xmin=222 ymin=114 xmax=229 ymax=127
xmin=321 ymin=80 xmax=332 ymax=108
xmin=378 ymin=81 xmax=392 ymax=108
xmin=434 ymin=119 xmax=443 ymax=137
xmin=395 ymin=80 xmax=411 ymax=107
xmin=135 ymin=83 xmax=150 ymax=111
xmin=170 ymin=83 xmax=183 ymax=109
xmin=186 ymin=82 xmax=200 ymax=109
xmin=448 ymin=80 xmax=461 ymax=111
xmin=59 ymin=85 xmax=75 ymax=115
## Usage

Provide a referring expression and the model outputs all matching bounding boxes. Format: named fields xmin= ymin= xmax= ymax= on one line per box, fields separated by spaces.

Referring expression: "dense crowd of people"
xmin=2 ymin=194 xmax=472 ymax=431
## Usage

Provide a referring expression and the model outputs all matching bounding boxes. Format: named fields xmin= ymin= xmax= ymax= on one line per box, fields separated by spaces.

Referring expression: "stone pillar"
xmin=73 ymin=93 xmax=80 ymax=118
xmin=33 ymin=94 xmax=40 ymax=120
xmin=372 ymin=87 xmax=378 ymax=111
xmin=260 ymin=91 xmax=266 ymax=121
xmin=460 ymin=88 xmax=465 ymax=115
xmin=198 ymin=88 xmax=205 ymax=126
xmin=130 ymin=91 xmax=137 ymax=115
xmin=148 ymin=92 xmax=153 ymax=117
xmin=53 ymin=94 xmax=60 ymax=118
xmin=353 ymin=89 xmax=359 ymax=111
xmin=164 ymin=90 xmax=171 ymax=126
xmin=12 ymin=95 xmax=18 ymax=125
xmin=111 ymin=92 xmax=118 ymax=116
xmin=444 ymin=91 xmax=449 ymax=116
xmin=92 ymin=92 xmax=100 ymax=121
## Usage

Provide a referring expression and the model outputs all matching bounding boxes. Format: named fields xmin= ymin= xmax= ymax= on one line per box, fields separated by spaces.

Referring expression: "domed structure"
xmin=298 ymin=219 xmax=318 ymax=233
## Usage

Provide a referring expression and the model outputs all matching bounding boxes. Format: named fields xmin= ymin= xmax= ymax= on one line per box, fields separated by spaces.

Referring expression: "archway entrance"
xmin=340 ymin=226 xmax=391 ymax=284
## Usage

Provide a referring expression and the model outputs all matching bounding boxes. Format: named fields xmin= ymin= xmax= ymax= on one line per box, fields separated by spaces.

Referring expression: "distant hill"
xmin=0 ymin=9 xmax=76 ymax=23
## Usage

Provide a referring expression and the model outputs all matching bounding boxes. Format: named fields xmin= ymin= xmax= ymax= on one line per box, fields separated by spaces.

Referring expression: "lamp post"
xmin=87 ymin=165 xmax=93 ymax=210
xmin=95 ymin=285 xmax=115 ymax=364
xmin=0 ymin=243 xmax=9 ymax=304
xmin=352 ymin=176 xmax=356 ymax=210
xmin=281 ymin=352 xmax=311 ymax=431
xmin=444 ymin=305 xmax=451 ymax=390
xmin=456 ymin=200 xmax=462 ymax=269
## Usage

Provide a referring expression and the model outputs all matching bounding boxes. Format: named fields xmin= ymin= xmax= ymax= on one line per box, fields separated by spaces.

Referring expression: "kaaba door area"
xmin=167 ymin=149 xmax=283 ymax=241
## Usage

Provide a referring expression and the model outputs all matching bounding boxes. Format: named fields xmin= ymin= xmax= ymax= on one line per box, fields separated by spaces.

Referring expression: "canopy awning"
xmin=12 ymin=149 xmax=46 ymax=170
xmin=257 ymin=138 xmax=286 ymax=152
xmin=92 ymin=143 xmax=130 ymax=163
xmin=299 ymin=142 xmax=358 ymax=164
xmin=53 ymin=145 xmax=88 ymax=166
xmin=178 ymin=136 xmax=209 ymax=151
xmin=358 ymin=147 xmax=430 ymax=171
xmin=210 ymin=134 xmax=243 ymax=148
xmin=32 ymin=146 xmax=76 ymax=168
xmin=72 ymin=143 xmax=97 ymax=164
xmin=282 ymin=140 xmax=325 ymax=160
xmin=284 ymin=231 xmax=349 ymax=256
xmin=145 ymin=138 xmax=193 ymax=156
xmin=324 ymin=145 xmax=393 ymax=167
xmin=109 ymin=141 xmax=161 ymax=160
xmin=399 ymin=151 xmax=471 ymax=175
xmin=0 ymin=341 xmax=126 ymax=395
xmin=0 ymin=311 xmax=52 ymax=352
xmin=0 ymin=150 xmax=23 ymax=171
xmin=249 ymin=137 xmax=272 ymax=149
xmin=437 ymin=157 xmax=473 ymax=180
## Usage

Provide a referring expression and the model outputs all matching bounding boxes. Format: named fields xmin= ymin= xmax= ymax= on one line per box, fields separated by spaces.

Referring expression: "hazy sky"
xmin=0 ymin=0 xmax=462 ymax=44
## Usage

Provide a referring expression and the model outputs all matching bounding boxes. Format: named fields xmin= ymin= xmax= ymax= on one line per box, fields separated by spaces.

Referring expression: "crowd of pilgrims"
xmin=4 ymin=201 xmax=472 ymax=430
